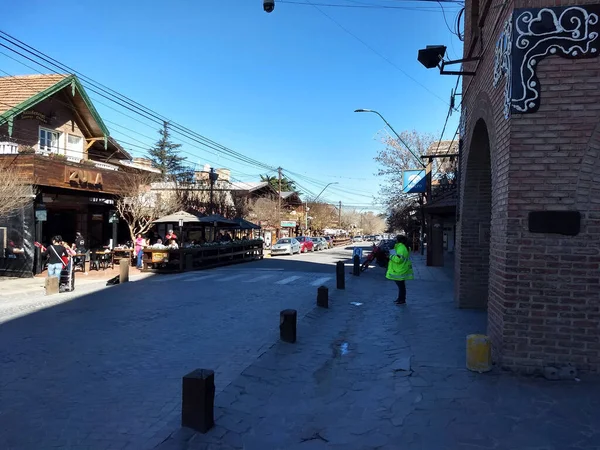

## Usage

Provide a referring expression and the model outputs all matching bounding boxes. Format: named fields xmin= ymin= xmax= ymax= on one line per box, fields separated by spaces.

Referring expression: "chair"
xmin=89 ymin=251 xmax=100 ymax=271
xmin=73 ymin=251 xmax=87 ymax=273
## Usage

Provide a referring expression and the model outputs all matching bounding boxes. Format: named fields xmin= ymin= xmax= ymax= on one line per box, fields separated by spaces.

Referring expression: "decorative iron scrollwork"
xmin=493 ymin=5 xmax=600 ymax=117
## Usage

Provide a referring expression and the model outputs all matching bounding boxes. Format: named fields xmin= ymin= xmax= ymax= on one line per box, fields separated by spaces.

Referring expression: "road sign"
xmin=402 ymin=169 xmax=427 ymax=194
xmin=280 ymin=220 xmax=297 ymax=228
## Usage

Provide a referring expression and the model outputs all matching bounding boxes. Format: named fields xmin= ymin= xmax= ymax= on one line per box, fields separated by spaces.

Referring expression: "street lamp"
xmin=354 ymin=109 xmax=425 ymax=168
xmin=305 ymin=182 xmax=338 ymax=233
xmin=313 ymin=182 xmax=339 ymax=203
xmin=354 ymin=109 xmax=427 ymax=255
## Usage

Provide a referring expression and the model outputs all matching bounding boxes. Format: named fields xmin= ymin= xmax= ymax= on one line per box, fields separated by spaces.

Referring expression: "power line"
xmin=278 ymin=0 xmax=461 ymax=10
xmin=0 ymin=31 xmax=278 ymax=173
xmin=0 ymin=55 xmax=275 ymax=176
xmin=304 ymin=0 xmax=450 ymax=106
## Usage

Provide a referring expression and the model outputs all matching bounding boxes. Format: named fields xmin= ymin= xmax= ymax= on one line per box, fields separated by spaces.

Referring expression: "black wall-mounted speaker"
xmin=528 ymin=211 xmax=581 ymax=236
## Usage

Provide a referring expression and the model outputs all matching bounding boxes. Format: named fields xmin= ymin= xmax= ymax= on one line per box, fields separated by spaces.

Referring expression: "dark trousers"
xmin=395 ymin=280 xmax=406 ymax=303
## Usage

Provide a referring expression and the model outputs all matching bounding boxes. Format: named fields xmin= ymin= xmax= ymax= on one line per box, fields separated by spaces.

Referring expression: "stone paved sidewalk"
xmin=157 ymin=260 xmax=600 ymax=450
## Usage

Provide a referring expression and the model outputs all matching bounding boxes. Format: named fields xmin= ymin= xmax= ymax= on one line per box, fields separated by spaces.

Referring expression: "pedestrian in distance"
xmin=385 ymin=235 xmax=414 ymax=305
xmin=134 ymin=233 xmax=146 ymax=269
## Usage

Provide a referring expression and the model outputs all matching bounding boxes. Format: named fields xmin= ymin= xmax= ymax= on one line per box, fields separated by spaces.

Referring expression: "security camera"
xmin=263 ymin=0 xmax=275 ymax=13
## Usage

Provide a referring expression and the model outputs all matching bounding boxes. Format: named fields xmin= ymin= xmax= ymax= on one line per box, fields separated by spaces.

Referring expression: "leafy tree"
xmin=260 ymin=174 xmax=296 ymax=192
xmin=149 ymin=121 xmax=188 ymax=181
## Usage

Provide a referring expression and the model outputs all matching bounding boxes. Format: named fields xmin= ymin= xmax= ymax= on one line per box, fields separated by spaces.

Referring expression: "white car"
xmin=271 ymin=238 xmax=301 ymax=256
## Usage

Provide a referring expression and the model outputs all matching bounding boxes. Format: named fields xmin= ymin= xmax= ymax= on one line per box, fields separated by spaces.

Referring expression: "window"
xmin=67 ymin=134 xmax=82 ymax=146
xmin=66 ymin=134 xmax=84 ymax=160
xmin=39 ymin=128 xmax=60 ymax=153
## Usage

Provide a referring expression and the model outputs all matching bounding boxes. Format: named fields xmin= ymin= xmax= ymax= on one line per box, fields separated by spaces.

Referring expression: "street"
xmin=0 ymin=245 xmax=358 ymax=450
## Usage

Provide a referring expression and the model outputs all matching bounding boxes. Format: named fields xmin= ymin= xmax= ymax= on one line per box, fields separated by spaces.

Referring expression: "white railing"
xmin=91 ymin=160 xmax=119 ymax=171
xmin=0 ymin=142 xmax=18 ymax=154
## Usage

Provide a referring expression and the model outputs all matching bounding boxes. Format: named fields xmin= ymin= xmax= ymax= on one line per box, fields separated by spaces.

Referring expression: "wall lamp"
xmin=417 ymin=45 xmax=479 ymax=76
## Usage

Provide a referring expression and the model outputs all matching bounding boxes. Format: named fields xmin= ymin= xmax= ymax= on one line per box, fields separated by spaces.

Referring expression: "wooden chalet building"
xmin=0 ymin=74 xmax=158 ymax=276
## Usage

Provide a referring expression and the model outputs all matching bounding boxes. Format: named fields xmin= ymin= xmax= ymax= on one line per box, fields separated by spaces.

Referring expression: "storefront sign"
xmin=65 ymin=167 xmax=103 ymax=188
xmin=35 ymin=209 xmax=47 ymax=221
xmin=108 ymin=210 xmax=119 ymax=224
xmin=280 ymin=220 xmax=297 ymax=228
xmin=90 ymin=197 xmax=114 ymax=204
xmin=20 ymin=110 xmax=48 ymax=124
xmin=402 ymin=169 xmax=427 ymax=194
xmin=151 ymin=252 xmax=169 ymax=263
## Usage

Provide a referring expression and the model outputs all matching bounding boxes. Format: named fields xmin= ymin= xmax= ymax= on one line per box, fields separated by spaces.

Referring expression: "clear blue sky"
xmin=3 ymin=0 xmax=462 ymax=210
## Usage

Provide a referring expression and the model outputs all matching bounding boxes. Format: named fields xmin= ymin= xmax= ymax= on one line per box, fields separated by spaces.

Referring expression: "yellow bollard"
xmin=466 ymin=334 xmax=492 ymax=373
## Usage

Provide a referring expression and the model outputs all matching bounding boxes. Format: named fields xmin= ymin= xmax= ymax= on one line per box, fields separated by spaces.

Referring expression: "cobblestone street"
xmin=158 ymin=257 xmax=600 ymax=450
xmin=1 ymin=248 xmax=599 ymax=450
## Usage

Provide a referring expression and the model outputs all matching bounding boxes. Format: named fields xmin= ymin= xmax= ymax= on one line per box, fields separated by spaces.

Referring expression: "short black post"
xmin=336 ymin=261 xmax=345 ymax=290
xmin=353 ymin=255 xmax=360 ymax=277
xmin=280 ymin=309 xmax=297 ymax=343
xmin=181 ymin=369 xmax=215 ymax=433
xmin=317 ymin=286 xmax=329 ymax=308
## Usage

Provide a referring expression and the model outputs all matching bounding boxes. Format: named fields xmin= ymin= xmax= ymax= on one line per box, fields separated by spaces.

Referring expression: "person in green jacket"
xmin=386 ymin=235 xmax=414 ymax=305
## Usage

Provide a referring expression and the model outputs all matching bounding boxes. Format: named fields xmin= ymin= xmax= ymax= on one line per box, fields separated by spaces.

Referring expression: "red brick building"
xmin=457 ymin=0 xmax=600 ymax=372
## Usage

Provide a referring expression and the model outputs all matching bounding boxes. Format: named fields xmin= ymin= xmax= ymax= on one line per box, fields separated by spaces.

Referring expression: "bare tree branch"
xmin=0 ymin=161 xmax=34 ymax=218
xmin=116 ymin=172 xmax=181 ymax=241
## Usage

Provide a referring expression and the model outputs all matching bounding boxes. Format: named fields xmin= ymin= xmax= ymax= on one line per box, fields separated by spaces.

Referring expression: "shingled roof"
xmin=0 ymin=74 xmax=68 ymax=115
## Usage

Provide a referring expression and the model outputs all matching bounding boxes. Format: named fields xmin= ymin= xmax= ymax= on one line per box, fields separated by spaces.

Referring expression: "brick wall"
xmin=459 ymin=0 xmax=600 ymax=373
xmin=456 ymin=0 xmax=514 ymax=366
xmin=505 ymin=54 xmax=600 ymax=373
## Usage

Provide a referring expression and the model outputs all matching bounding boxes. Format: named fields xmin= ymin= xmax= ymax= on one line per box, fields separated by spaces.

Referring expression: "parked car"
xmin=311 ymin=237 xmax=327 ymax=251
xmin=352 ymin=235 xmax=363 ymax=243
xmin=271 ymin=238 xmax=300 ymax=256
xmin=295 ymin=236 xmax=314 ymax=252
xmin=323 ymin=236 xmax=334 ymax=248
xmin=318 ymin=237 xmax=330 ymax=250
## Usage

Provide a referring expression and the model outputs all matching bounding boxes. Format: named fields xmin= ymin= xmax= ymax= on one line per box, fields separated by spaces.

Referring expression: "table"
xmin=94 ymin=251 xmax=114 ymax=270
xmin=113 ymin=248 xmax=134 ymax=264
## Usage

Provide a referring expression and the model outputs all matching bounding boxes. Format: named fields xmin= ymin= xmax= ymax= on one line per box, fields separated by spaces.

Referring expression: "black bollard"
xmin=280 ymin=309 xmax=297 ymax=343
xmin=317 ymin=286 xmax=329 ymax=308
xmin=181 ymin=369 xmax=215 ymax=433
xmin=353 ymin=255 xmax=360 ymax=277
xmin=336 ymin=260 xmax=345 ymax=290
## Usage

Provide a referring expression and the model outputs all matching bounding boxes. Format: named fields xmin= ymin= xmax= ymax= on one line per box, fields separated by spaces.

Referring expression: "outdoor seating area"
xmin=140 ymin=211 xmax=263 ymax=273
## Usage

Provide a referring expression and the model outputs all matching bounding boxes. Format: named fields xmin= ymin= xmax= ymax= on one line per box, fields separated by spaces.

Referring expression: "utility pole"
xmin=338 ymin=201 xmax=342 ymax=228
xmin=277 ymin=167 xmax=282 ymax=238
xmin=305 ymin=201 xmax=309 ymax=231
xmin=209 ymin=167 xmax=219 ymax=215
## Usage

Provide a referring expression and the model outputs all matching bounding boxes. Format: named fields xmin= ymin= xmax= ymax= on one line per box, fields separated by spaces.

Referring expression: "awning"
xmin=153 ymin=211 xmax=202 ymax=224
xmin=197 ymin=214 xmax=238 ymax=226
xmin=227 ymin=218 xmax=261 ymax=230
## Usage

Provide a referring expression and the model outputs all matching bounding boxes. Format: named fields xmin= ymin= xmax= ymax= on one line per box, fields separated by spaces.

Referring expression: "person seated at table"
xmin=151 ymin=238 xmax=165 ymax=249
xmin=167 ymin=239 xmax=179 ymax=249
xmin=165 ymin=229 xmax=177 ymax=242
xmin=6 ymin=238 xmax=24 ymax=258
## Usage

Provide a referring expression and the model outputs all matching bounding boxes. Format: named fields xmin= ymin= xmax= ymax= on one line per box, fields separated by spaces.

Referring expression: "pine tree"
xmin=149 ymin=121 xmax=188 ymax=181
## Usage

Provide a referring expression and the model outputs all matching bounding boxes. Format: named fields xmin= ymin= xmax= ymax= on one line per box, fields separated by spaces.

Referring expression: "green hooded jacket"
xmin=386 ymin=242 xmax=414 ymax=281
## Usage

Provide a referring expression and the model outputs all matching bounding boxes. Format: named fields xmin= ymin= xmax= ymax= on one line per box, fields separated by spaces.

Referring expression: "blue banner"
xmin=402 ymin=169 xmax=427 ymax=194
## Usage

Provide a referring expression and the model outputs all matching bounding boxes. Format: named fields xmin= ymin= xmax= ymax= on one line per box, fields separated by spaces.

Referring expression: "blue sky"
xmin=3 ymin=0 xmax=462 ymax=210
